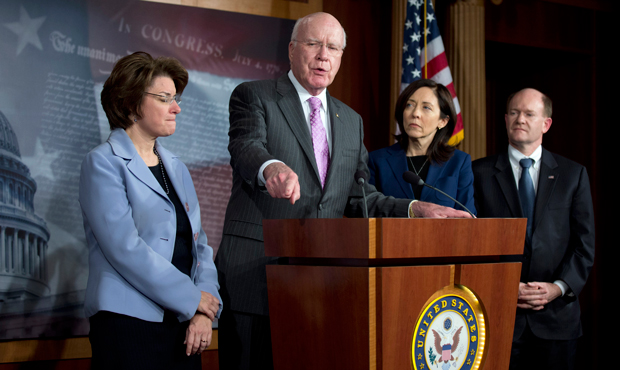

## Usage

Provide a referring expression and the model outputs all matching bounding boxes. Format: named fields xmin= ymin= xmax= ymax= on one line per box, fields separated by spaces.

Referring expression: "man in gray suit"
xmin=215 ymin=12 xmax=470 ymax=369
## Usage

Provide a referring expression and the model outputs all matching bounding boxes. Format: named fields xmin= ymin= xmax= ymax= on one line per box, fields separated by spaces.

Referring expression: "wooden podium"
xmin=264 ymin=218 xmax=525 ymax=370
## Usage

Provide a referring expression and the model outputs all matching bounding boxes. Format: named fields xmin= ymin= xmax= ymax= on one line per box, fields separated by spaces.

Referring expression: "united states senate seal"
xmin=411 ymin=284 xmax=487 ymax=370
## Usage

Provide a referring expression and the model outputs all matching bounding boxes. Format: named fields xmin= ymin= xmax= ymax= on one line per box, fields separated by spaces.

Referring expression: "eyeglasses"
xmin=293 ymin=39 xmax=344 ymax=56
xmin=144 ymin=92 xmax=181 ymax=105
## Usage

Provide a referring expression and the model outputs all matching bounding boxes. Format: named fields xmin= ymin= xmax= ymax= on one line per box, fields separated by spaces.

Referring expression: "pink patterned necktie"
xmin=308 ymin=96 xmax=330 ymax=188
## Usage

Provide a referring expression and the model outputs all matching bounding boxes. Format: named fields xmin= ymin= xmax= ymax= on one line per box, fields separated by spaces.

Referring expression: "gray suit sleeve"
xmin=228 ymin=82 xmax=277 ymax=191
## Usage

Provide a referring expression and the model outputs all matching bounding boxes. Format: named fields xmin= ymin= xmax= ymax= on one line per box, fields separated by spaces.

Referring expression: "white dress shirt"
xmin=508 ymin=144 xmax=542 ymax=194
xmin=258 ymin=70 xmax=332 ymax=184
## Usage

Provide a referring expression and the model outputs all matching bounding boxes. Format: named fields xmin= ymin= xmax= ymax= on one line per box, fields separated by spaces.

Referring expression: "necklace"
xmin=153 ymin=147 xmax=170 ymax=195
xmin=407 ymin=155 xmax=429 ymax=176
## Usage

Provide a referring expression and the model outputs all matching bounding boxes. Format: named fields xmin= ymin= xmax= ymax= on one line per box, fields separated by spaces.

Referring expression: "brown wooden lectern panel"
xmin=264 ymin=218 xmax=524 ymax=259
xmin=375 ymin=265 xmax=455 ymax=369
xmin=265 ymin=218 xmax=525 ymax=370
xmin=458 ymin=263 xmax=522 ymax=369
xmin=267 ymin=265 xmax=376 ymax=369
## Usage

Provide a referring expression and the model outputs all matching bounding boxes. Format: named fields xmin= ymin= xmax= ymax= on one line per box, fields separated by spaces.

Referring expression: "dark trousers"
xmin=89 ymin=311 xmax=201 ymax=370
xmin=217 ymin=309 xmax=274 ymax=370
xmin=509 ymin=323 xmax=577 ymax=370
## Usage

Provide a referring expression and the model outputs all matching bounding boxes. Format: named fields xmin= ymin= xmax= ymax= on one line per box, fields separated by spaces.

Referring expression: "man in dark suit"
xmin=472 ymin=88 xmax=595 ymax=370
xmin=215 ymin=12 xmax=470 ymax=370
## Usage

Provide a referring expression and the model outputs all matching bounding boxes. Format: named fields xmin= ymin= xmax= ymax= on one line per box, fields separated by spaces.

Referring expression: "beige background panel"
xmin=144 ymin=0 xmax=322 ymax=19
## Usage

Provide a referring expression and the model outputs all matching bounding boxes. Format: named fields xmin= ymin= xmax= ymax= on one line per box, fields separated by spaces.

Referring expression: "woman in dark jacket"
xmin=368 ymin=79 xmax=476 ymax=214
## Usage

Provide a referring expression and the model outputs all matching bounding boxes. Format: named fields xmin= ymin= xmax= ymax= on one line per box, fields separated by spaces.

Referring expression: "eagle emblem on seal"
xmin=432 ymin=326 xmax=463 ymax=368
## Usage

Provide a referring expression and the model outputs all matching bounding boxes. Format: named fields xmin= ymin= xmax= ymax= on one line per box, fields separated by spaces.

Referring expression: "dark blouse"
xmin=149 ymin=164 xmax=193 ymax=277
xmin=406 ymin=155 xmax=431 ymax=201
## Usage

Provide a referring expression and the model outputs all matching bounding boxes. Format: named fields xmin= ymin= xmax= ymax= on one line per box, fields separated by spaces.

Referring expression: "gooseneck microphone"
xmin=402 ymin=171 xmax=476 ymax=218
xmin=354 ymin=170 xmax=369 ymax=218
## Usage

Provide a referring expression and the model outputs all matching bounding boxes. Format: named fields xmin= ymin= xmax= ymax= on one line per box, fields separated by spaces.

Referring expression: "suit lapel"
xmin=420 ymin=160 xmax=440 ymax=201
xmin=324 ymin=91 xmax=340 ymax=190
xmin=533 ymin=148 xmax=558 ymax=232
xmin=386 ymin=146 xmax=414 ymax=198
xmin=126 ymin=160 xmax=170 ymax=200
xmin=276 ymin=74 xmax=320 ymax=182
xmin=109 ymin=129 xmax=170 ymax=202
xmin=494 ymin=153 xmax=523 ymax=217
xmin=157 ymin=142 xmax=187 ymax=206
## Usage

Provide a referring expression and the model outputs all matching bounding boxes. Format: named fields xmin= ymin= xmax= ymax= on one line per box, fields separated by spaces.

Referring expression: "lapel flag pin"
xmin=548 ymin=176 xmax=554 ymax=179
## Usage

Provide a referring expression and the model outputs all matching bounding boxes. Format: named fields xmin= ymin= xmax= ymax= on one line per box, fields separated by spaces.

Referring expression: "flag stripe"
xmin=420 ymin=36 xmax=445 ymax=66
xmin=423 ymin=55 xmax=450 ymax=83
xmin=427 ymin=67 xmax=453 ymax=90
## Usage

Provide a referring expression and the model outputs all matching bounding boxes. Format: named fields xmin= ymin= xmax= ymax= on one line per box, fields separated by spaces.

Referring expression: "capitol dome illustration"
xmin=0 ymin=110 xmax=50 ymax=300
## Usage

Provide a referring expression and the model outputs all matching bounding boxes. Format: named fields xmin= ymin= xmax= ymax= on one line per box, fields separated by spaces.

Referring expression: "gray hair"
xmin=291 ymin=12 xmax=347 ymax=50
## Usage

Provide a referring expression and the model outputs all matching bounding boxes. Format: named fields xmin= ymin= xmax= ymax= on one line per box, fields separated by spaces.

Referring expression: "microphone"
xmin=402 ymin=171 xmax=476 ymax=218
xmin=354 ymin=170 xmax=369 ymax=219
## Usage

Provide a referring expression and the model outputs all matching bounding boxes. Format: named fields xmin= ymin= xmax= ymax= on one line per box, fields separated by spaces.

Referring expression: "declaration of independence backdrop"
xmin=0 ymin=0 xmax=293 ymax=339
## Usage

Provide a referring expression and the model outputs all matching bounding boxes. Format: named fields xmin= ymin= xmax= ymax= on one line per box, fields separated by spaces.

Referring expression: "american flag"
xmin=401 ymin=0 xmax=463 ymax=145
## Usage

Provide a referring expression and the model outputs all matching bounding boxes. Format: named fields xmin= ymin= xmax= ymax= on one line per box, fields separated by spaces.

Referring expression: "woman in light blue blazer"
xmin=368 ymin=79 xmax=476 ymax=215
xmin=79 ymin=52 xmax=221 ymax=370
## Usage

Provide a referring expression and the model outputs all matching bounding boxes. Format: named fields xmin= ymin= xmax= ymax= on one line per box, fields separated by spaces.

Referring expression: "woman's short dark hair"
xmin=101 ymin=51 xmax=188 ymax=130
xmin=394 ymin=79 xmax=456 ymax=164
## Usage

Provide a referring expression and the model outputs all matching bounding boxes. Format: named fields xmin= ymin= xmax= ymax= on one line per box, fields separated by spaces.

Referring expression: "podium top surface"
xmin=263 ymin=218 xmax=525 ymax=259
